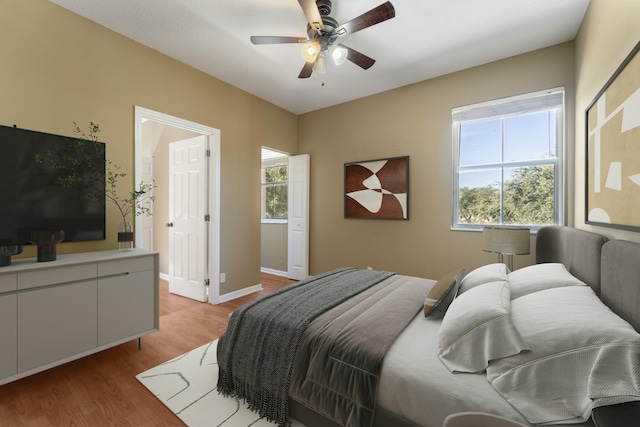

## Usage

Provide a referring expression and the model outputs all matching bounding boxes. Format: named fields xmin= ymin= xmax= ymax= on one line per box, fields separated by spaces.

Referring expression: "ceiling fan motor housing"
xmin=316 ymin=0 xmax=332 ymax=16
xmin=307 ymin=16 xmax=339 ymax=44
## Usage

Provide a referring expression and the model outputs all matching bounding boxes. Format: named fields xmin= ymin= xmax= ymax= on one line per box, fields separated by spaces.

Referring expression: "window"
xmin=261 ymin=148 xmax=289 ymax=222
xmin=452 ymin=88 xmax=564 ymax=231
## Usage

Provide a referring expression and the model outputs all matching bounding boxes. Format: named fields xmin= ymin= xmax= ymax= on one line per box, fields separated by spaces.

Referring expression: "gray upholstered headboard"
xmin=536 ymin=226 xmax=608 ymax=294
xmin=601 ymin=240 xmax=640 ymax=332
xmin=536 ymin=226 xmax=640 ymax=332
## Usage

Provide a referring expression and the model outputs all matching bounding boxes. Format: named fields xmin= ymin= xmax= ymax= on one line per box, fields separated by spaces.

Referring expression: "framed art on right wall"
xmin=585 ymin=40 xmax=640 ymax=232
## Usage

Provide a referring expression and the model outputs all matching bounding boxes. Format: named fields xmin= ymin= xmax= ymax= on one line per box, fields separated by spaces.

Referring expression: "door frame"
xmin=134 ymin=106 xmax=222 ymax=304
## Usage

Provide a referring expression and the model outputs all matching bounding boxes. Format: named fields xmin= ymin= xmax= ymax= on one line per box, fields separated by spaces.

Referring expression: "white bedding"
xmin=377 ymin=313 xmax=595 ymax=427
xmin=488 ymin=286 xmax=640 ymax=424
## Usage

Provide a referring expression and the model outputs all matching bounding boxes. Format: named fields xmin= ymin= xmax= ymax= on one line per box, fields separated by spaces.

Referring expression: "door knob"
xmin=166 ymin=222 xmax=174 ymax=227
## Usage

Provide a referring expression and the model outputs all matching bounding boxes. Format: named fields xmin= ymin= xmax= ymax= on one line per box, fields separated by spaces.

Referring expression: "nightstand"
xmin=591 ymin=402 xmax=640 ymax=426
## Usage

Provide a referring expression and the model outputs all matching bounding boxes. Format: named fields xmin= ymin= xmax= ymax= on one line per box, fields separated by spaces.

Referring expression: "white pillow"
xmin=507 ymin=262 xmax=586 ymax=299
xmin=438 ymin=280 xmax=529 ymax=373
xmin=458 ymin=263 xmax=509 ymax=295
xmin=487 ymin=286 xmax=640 ymax=424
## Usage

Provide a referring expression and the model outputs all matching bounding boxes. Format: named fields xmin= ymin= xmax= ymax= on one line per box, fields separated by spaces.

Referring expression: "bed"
xmin=217 ymin=226 xmax=640 ymax=427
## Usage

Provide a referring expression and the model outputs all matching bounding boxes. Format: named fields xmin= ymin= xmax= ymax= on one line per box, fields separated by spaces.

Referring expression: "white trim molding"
xmin=218 ymin=284 xmax=263 ymax=303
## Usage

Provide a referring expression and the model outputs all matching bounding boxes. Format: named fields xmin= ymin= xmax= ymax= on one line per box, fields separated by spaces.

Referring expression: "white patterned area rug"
xmin=136 ymin=340 xmax=305 ymax=427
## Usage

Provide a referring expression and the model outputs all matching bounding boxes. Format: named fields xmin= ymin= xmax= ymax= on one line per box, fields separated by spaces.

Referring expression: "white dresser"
xmin=0 ymin=249 xmax=159 ymax=385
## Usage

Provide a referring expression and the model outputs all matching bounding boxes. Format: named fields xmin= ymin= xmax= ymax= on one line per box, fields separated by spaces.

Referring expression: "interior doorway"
xmin=260 ymin=148 xmax=290 ymax=277
xmin=260 ymin=148 xmax=309 ymax=280
xmin=134 ymin=106 xmax=221 ymax=304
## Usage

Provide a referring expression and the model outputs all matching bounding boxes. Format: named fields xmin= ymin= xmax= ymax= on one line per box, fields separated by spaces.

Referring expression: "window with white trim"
xmin=452 ymin=88 xmax=565 ymax=231
xmin=261 ymin=148 xmax=289 ymax=222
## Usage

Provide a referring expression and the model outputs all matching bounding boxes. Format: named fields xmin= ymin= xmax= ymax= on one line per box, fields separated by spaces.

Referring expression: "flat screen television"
xmin=0 ymin=124 xmax=106 ymax=249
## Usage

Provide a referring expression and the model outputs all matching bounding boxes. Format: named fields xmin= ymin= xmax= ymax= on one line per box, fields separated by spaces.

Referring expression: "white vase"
xmin=117 ymin=222 xmax=134 ymax=251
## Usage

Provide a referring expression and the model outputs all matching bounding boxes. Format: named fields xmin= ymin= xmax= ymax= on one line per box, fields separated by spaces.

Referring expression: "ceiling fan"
xmin=250 ymin=0 xmax=395 ymax=78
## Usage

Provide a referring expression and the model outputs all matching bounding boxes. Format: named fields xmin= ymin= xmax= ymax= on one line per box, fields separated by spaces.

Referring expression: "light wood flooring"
xmin=0 ymin=273 xmax=295 ymax=426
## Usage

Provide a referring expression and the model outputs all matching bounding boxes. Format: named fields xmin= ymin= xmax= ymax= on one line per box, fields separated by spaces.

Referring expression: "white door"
xmin=140 ymin=156 xmax=154 ymax=250
xmin=288 ymin=154 xmax=309 ymax=280
xmin=168 ymin=135 xmax=208 ymax=301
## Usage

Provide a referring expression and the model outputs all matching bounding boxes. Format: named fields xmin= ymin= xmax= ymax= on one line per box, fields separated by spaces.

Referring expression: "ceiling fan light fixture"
xmin=313 ymin=51 xmax=327 ymax=74
xmin=329 ymin=45 xmax=348 ymax=65
xmin=302 ymin=41 xmax=321 ymax=62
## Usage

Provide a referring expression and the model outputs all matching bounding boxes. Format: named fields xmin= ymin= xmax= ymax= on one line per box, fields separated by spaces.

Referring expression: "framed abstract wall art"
xmin=344 ymin=156 xmax=409 ymax=220
xmin=585 ymin=40 xmax=640 ymax=232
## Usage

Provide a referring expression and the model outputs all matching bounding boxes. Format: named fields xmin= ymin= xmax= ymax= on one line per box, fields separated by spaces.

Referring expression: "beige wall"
xmin=574 ymin=0 xmax=640 ymax=244
xmin=261 ymin=223 xmax=288 ymax=273
xmin=1 ymin=0 xmax=298 ymax=295
xmin=298 ymin=43 xmax=576 ymax=278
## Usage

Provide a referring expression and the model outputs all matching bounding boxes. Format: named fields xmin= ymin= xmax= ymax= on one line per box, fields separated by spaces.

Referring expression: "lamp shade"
xmin=482 ymin=226 xmax=530 ymax=255
xmin=302 ymin=41 xmax=320 ymax=62
xmin=328 ymin=44 xmax=347 ymax=65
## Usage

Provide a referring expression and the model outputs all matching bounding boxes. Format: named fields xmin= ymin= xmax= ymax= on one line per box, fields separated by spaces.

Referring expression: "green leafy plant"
xmin=35 ymin=122 xmax=155 ymax=225
xmin=72 ymin=122 xmax=155 ymax=225
xmin=457 ymin=165 xmax=554 ymax=225
xmin=104 ymin=158 xmax=155 ymax=224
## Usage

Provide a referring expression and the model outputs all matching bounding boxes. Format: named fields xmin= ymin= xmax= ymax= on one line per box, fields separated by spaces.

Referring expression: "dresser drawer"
xmin=0 ymin=273 xmax=17 ymax=293
xmin=17 ymin=263 xmax=97 ymax=290
xmin=98 ymin=255 xmax=155 ymax=277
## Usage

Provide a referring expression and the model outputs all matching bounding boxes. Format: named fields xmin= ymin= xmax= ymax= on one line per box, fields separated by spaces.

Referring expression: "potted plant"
xmin=73 ymin=122 xmax=155 ymax=251
xmin=36 ymin=122 xmax=155 ymax=251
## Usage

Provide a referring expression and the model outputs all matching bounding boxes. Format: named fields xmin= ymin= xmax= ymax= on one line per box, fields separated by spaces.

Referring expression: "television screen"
xmin=0 ymin=124 xmax=106 ymax=246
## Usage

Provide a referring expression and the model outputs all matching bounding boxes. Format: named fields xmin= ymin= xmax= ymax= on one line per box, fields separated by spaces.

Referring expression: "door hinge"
xmin=205 ymin=214 xmax=210 ymax=221
xmin=205 ymin=279 xmax=210 ymax=297
xmin=206 ymin=149 xmax=211 ymax=157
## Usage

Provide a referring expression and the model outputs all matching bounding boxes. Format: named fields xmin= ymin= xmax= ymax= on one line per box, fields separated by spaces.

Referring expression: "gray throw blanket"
xmin=289 ymin=274 xmax=433 ymax=427
xmin=217 ymin=267 xmax=395 ymax=427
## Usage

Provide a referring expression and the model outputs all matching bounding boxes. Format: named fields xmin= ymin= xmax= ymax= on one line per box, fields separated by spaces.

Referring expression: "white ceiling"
xmin=49 ymin=0 xmax=590 ymax=115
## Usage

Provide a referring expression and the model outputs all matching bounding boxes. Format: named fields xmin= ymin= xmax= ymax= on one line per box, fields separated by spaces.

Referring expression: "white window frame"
xmin=451 ymin=87 xmax=565 ymax=232
xmin=261 ymin=149 xmax=289 ymax=224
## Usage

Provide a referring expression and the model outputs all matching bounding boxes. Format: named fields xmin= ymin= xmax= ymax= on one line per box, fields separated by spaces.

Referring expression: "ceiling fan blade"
xmin=339 ymin=44 xmax=376 ymax=70
xmin=250 ymin=36 xmax=307 ymax=45
xmin=298 ymin=61 xmax=315 ymax=79
xmin=334 ymin=1 xmax=395 ymax=37
xmin=298 ymin=0 xmax=324 ymax=34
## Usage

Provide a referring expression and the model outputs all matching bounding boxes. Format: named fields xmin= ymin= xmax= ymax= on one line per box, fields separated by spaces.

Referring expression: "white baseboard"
xmin=218 ymin=284 xmax=263 ymax=303
xmin=260 ymin=267 xmax=288 ymax=277
xmin=161 ymin=271 xmax=271 ymax=303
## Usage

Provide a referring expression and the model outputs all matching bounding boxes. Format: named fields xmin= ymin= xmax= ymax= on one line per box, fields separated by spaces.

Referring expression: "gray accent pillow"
xmin=423 ymin=268 xmax=465 ymax=318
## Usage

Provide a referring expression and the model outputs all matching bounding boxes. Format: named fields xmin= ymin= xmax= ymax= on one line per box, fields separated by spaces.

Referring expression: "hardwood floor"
xmin=0 ymin=273 xmax=295 ymax=426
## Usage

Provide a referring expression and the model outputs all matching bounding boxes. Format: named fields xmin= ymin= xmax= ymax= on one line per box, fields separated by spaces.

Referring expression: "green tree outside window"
xmin=263 ymin=165 xmax=288 ymax=219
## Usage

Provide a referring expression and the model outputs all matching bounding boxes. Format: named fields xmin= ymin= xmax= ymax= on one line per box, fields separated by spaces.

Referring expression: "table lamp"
xmin=482 ymin=226 xmax=530 ymax=271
